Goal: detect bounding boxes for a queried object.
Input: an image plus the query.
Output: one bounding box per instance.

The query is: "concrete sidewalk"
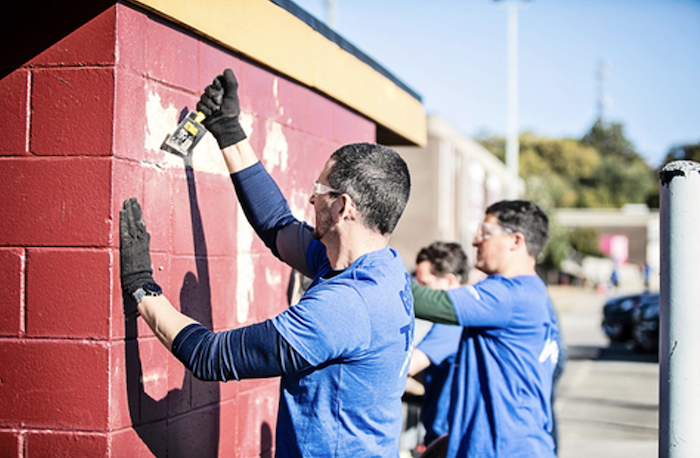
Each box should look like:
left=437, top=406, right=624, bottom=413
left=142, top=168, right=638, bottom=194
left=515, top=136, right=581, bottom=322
left=550, top=286, right=658, bottom=458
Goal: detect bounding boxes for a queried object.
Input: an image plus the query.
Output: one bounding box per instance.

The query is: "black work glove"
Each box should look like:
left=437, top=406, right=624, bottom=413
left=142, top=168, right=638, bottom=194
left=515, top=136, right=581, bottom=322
left=197, top=68, right=247, bottom=149
left=119, top=197, right=155, bottom=298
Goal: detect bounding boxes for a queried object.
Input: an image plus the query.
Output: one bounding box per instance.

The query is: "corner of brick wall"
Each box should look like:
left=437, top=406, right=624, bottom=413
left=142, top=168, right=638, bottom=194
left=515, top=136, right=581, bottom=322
left=0, top=2, right=376, bottom=457
left=0, top=4, right=117, bottom=455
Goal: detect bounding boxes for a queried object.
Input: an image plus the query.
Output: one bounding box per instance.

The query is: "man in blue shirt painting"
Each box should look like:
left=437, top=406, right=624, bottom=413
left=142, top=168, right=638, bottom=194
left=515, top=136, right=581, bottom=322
left=412, top=200, right=560, bottom=458
left=119, top=69, right=414, bottom=457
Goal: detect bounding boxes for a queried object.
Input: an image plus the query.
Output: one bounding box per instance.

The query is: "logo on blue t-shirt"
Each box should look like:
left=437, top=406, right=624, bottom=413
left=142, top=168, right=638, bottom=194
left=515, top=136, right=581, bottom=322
left=399, top=273, right=413, bottom=315
left=538, top=338, right=559, bottom=365
left=398, top=273, right=415, bottom=378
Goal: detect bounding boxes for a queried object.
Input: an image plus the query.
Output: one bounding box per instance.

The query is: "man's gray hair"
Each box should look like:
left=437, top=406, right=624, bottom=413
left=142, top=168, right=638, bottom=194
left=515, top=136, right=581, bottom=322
left=327, top=143, right=411, bottom=235
left=486, top=200, right=550, bottom=258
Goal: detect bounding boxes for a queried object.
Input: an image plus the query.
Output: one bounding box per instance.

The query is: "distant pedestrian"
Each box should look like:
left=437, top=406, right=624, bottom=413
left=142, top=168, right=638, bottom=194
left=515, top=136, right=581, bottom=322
left=611, top=269, right=620, bottom=289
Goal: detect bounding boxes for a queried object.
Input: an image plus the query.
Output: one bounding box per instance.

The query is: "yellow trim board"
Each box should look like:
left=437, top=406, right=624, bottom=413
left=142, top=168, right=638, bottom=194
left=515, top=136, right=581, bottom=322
left=127, top=0, right=426, bottom=146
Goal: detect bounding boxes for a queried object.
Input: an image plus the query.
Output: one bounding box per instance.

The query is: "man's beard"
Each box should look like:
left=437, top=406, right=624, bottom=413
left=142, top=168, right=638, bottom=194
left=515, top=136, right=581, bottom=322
left=312, top=211, right=333, bottom=241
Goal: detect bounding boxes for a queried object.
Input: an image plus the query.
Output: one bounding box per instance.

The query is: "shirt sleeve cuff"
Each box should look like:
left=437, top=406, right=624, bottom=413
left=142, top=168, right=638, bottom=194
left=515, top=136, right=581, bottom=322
left=171, top=323, right=210, bottom=364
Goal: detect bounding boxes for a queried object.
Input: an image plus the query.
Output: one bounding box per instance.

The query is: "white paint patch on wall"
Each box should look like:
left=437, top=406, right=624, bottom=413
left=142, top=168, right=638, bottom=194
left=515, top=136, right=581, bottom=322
left=289, top=188, right=312, bottom=224
left=160, top=132, right=229, bottom=176
left=272, top=78, right=285, bottom=118
left=265, top=267, right=281, bottom=286
left=144, top=91, right=241, bottom=176
left=261, top=78, right=289, bottom=172
left=262, top=120, right=288, bottom=173
left=272, top=76, right=294, bottom=126
left=236, top=203, right=255, bottom=323
left=145, top=91, right=178, bottom=154
left=240, top=112, right=254, bottom=138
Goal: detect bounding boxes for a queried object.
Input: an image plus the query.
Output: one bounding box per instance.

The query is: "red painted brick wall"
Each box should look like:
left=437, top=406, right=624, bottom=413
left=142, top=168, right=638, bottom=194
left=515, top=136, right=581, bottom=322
left=0, top=3, right=375, bottom=457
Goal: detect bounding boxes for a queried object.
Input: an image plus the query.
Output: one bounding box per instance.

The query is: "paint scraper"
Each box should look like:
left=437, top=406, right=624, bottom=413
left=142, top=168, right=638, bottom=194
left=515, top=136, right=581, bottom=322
left=161, top=111, right=207, bottom=156
left=162, top=83, right=224, bottom=155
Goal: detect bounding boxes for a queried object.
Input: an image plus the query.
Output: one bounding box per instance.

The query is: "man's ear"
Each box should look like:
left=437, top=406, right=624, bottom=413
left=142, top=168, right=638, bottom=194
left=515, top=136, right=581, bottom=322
left=444, top=273, right=461, bottom=289
left=337, top=194, right=357, bottom=221
left=511, top=232, right=527, bottom=252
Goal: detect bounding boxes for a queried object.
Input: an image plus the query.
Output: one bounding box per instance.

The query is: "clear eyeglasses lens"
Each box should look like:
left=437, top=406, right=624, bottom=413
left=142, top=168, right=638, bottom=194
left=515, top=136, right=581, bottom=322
left=312, top=181, right=340, bottom=197
left=477, top=222, right=513, bottom=240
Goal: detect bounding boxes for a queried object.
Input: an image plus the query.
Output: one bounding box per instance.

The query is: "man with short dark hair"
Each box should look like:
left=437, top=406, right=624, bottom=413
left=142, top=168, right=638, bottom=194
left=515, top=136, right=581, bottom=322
left=120, top=68, right=414, bottom=457
left=408, top=242, right=468, bottom=448
left=412, top=200, right=560, bottom=458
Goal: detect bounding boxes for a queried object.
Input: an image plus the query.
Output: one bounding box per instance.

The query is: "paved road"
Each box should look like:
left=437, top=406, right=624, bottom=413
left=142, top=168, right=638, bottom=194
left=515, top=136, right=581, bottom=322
left=550, top=286, right=658, bottom=458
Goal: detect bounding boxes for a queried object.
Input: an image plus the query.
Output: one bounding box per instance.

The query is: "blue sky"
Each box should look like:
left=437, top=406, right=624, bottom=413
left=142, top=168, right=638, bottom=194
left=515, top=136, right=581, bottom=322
left=292, top=0, right=700, bottom=167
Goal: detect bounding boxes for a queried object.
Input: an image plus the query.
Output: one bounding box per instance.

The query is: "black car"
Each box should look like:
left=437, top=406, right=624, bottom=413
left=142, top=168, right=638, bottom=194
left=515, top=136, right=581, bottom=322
left=602, top=293, right=645, bottom=343
left=631, top=293, right=660, bottom=353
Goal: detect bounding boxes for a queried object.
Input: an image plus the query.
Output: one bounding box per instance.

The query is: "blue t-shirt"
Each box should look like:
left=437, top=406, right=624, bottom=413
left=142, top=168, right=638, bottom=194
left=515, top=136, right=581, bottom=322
left=445, top=275, right=559, bottom=458
left=272, top=240, right=415, bottom=457
left=416, top=323, right=462, bottom=445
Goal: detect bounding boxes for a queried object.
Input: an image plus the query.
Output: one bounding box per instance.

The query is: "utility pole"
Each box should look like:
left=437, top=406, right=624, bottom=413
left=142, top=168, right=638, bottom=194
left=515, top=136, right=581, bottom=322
left=496, top=0, right=527, bottom=199
left=325, top=0, right=337, bottom=29
left=597, top=58, right=611, bottom=122
left=505, top=1, right=519, bottom=199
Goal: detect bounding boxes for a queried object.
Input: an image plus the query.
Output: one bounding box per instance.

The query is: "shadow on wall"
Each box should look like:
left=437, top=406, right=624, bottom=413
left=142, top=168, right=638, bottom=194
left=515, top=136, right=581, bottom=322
left=261, top=422, right=273, bottom=457
left=123, top=156, right=221, bottom=456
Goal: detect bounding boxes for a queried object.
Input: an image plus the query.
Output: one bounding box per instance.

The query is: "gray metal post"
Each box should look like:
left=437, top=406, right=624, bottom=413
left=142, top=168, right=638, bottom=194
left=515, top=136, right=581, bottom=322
left=505, top=1, right=519, bottom=199
left=659, top=160, right=700, bottom=457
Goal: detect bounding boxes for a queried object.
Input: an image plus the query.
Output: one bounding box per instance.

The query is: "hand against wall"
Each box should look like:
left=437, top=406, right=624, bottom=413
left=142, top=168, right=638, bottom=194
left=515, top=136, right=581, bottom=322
left=119, top=197, right=155, bottom=297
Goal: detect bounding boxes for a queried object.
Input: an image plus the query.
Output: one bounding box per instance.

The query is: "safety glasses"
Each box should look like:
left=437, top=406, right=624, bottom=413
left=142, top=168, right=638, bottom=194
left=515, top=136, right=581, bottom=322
left=312, top=181, right=341, bottom=197
left=475, top=222, right=514, bottom=240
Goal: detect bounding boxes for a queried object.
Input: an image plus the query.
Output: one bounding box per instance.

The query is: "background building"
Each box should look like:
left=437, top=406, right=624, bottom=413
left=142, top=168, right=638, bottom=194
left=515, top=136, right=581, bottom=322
left=555, top=205, right=660, bottom=291
left=393, top=115, right=519, bottom=273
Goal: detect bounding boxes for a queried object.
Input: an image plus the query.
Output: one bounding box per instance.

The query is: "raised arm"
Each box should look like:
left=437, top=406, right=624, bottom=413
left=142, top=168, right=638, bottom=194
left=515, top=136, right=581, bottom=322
left=197, top=69, right=314, bottom=275
left=411, top=283, right=459, bottom=325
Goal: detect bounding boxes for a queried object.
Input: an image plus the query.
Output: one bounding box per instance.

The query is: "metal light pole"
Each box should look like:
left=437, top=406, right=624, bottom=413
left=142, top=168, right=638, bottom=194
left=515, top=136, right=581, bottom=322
left=495, top=0, right=525, bottom=199
left=325, top=0, right=337, bottom=29
left=659, top=160, right=700, bottom=457
left=505, top=1, right=519, bottom=199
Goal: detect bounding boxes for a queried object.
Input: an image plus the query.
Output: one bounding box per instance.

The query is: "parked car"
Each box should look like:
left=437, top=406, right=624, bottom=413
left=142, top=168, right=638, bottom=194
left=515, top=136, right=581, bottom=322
left=631, top=293, right=660, bottom=353
left=602, top=293, right=645, bottom=343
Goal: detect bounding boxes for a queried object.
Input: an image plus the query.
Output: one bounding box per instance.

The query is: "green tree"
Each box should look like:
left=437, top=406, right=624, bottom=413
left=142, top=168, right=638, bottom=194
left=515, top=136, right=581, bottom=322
left=521, top=133, right=600, bottom=179
left=569, top=227, right=603, bottom=257
left=474, top=130, right=505, bottom=162
left=581, top=119, right=638, bottom=161
left=521, top=175, right=569, bottom=269
left=476, top=120, right=661, bottom=269
left=586, top=156, right=655, bottom=207
left=540, top=223, right=569, bottom=269
left=524, top=173, right=576, bottom=209
left=647, top=141, right=700, bottom=208
left=478, top=123, right=658, bottom=210
left=578, top=120, right=656, bottom=208
left=661, top=142, right=700, bottom=165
